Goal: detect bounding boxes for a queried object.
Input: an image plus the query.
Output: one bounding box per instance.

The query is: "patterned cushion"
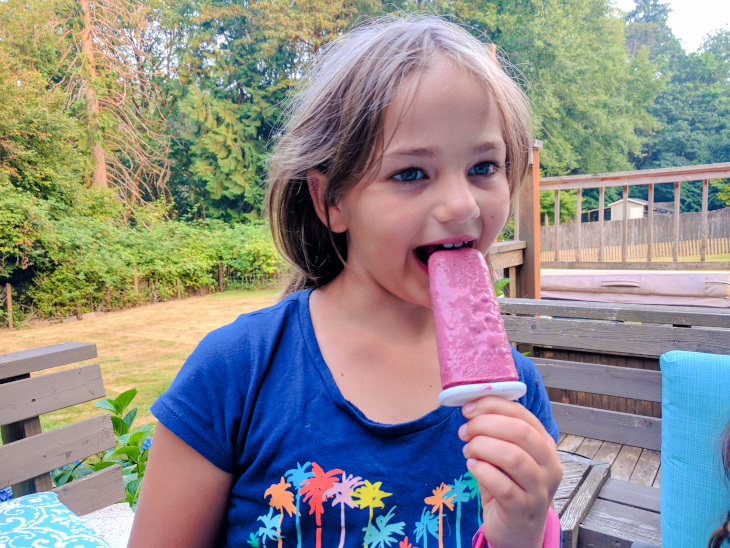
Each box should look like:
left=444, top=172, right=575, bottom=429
left=660, top=350, right=730, bottom=548
left=0, top=491, right=111, bottom=548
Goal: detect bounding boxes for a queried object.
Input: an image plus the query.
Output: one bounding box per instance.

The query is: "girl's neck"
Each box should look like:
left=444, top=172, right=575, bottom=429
left=309, top=274, right=443, bottom=424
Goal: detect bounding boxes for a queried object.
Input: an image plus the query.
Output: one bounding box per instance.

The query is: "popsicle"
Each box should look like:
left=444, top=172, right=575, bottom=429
left=428, top=247, right=526, bottom=407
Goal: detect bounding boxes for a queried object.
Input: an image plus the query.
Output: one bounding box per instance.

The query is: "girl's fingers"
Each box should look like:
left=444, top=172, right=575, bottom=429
left=459, top=412, right=556, bottom=467
left=462, top=396, right=555, bottom=446
left=463, top=434, right=547, bottom=495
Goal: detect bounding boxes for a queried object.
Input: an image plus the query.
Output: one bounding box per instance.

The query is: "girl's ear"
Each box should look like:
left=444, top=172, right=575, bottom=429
left=306, top=169, right=347, bottom=233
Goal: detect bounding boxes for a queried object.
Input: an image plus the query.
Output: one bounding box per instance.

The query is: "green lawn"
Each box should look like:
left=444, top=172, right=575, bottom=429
left=1, top=289, right=279, bottom=432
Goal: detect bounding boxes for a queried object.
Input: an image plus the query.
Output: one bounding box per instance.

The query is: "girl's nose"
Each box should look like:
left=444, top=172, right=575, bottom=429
left=433, top=176, right=480, bottom=225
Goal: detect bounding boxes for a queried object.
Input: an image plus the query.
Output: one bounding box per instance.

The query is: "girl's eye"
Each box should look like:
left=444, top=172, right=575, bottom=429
left=393, top=168, right=425, bottom=183
left=469, top=162, right=496, bottom=176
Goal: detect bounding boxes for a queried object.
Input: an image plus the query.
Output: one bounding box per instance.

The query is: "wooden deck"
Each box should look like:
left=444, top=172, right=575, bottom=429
left=557, top=433, right=661, bottom=489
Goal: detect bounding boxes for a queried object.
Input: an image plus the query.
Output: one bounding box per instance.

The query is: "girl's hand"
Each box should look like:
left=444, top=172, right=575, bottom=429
left=458, top=396, right=563, bottom=548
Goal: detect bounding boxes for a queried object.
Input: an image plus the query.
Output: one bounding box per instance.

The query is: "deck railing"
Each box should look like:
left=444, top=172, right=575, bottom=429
left=539, top=162, right=730, bottom=271
left=492, top=144, right=730, bottom=298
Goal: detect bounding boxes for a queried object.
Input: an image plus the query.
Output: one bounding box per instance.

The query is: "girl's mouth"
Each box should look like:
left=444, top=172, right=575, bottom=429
left=415, top=240, right=475, bottom=266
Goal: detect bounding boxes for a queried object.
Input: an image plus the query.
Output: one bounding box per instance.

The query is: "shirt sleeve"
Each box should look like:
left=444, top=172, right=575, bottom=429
left=512, top=347, right=560, bottom=443
left=150, top=320, right=253, bottom=473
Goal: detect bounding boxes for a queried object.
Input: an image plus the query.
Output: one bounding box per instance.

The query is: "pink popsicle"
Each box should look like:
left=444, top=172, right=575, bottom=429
left=428, top=247, right=518, bottom=390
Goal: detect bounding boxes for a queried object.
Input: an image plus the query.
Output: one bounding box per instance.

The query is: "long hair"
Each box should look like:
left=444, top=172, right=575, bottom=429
left=265, top=15, right=533, bottom=295
left=709, top=421, right=730, bottom=548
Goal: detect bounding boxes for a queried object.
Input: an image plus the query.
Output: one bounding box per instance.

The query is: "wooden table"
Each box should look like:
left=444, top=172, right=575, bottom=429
left=555, top=451, right=611, bottom=548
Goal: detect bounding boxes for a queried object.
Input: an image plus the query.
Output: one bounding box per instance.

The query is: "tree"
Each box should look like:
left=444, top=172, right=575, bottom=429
left=172, top=0, right=368, bottom=220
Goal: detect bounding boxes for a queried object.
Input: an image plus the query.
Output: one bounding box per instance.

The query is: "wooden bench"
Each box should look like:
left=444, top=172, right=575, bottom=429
left=500, top=298, right=730, bottom=548
left=0, top=342, right=126, bottom=515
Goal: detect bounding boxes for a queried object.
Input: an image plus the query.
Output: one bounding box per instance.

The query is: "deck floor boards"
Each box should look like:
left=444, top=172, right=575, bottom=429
left=556, top=433, right=661, bottom=487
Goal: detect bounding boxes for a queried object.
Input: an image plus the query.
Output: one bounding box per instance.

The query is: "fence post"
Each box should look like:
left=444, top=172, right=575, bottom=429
left=576, top=189, right=582, bottom=262
left=621, top=186, right=629, bottom=262
left=133, top=265, right=139, bottom=297
left=517, top=140, right=542, bottom=299
left=598, top=187, right=605, bottom=262
left=5, top=283, right=12, bottom=329
left=647, top=184, right=654, bottom=262
left=553, top=190, right=560, bottom=262
left=218, top=263, right=224, bottom=292
left=700, top=179, right=708, bottom=261
left=673, top=181, right=681, bottom=262
left=177, top=279, right=182, bottom=299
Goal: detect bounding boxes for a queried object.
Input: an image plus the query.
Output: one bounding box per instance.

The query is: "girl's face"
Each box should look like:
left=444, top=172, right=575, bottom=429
left=320, top=58, right=511, bottom=309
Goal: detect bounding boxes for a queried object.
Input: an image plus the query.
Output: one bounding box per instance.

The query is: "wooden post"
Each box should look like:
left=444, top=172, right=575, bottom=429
left=133, top=265, right=139, bottom=297
left=701, top=179, right=708, bottom=261
left=5, top=283, right=12, bottom=329
left=177, top=278, right=182, bottom=299
left=673, top=182, right=681, bottom=262
left=576, top=189, right=582, bottom=262
left=218, top=263, right=224, bottom=292
left=517, top=140, right=542, bottom=299
left=621, top=185, right=629, bottom=262
left=553, top=190, right=560, bottom=262
left=647, top=184, right=654, bottom=262
left=598, top=187, right=605, bottom=262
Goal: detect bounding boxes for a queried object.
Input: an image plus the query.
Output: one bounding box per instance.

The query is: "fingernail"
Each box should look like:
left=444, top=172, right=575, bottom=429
left=458, top=424, right=467, bottom=440
left=463, top=402, right=475, bottom=415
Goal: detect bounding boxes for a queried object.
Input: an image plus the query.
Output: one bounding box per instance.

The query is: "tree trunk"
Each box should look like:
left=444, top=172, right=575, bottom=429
left=79, top=0, right=108, bottom=188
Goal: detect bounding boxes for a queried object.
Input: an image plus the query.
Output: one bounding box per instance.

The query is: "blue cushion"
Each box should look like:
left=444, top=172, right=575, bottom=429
left=660, top=350, right=730, bottom=548
left=0, top=491, right=110, bottom=548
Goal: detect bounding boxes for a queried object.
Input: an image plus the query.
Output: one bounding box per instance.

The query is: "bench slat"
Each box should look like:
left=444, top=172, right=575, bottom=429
left=561, top=463, right=610, bottom=548
left=52, top=465, right=126, bottom=516
left=504, top=315, right=730, bottom=357
left=500, top=298, right=730, bottom=328
left=0, top=414, right=116, bottom=489
left=0, top=364, right=106, bottom=425
left=580, top=499, right=661, bottom=547
left=598, top=478, right=661, bottom=513
left=0, top=342, right=97, bottom=380
left=533, top=358, right=662, bottom=402
left=552, top=403, right=661, bottom=451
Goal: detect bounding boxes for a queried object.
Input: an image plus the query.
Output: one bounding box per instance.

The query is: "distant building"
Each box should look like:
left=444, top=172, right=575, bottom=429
left=581, top=198, right=674, bottom=222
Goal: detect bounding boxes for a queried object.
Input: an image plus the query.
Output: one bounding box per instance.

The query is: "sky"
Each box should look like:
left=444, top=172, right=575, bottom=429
left=613, top=0, right=730, bottom=52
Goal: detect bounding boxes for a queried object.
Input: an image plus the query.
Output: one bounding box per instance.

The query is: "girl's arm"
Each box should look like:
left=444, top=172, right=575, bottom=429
left=458, top=396, right=563, bottom=548
left=127, top=423, right=233, bottom=548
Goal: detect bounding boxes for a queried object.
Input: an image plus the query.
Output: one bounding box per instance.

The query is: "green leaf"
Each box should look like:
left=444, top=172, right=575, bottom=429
left=94, top=399, right=117, bottom=414
left=122, top=408, right=137, bottom=429
left=111, top=446, right=140, bottom=461
left=112, top=389, right=137, bottom=415
left=54, top=470, right=74, bottom=487
left=75, top=467, right=94, bottom=479
left=93, top=461, right=118, bottom=472
left=111, top=415, right=130, bottom=437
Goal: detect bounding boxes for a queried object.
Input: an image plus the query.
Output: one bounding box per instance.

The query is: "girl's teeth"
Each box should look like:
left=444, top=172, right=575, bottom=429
left=454, top=242, right=463, bottom=248
left=441, top=242, right=465, bottom=249
left=443, top=243, right=454, bottom=248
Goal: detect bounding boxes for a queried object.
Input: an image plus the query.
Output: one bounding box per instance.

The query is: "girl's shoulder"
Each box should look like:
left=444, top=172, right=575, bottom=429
left=195, top=289, right=312, bottom=359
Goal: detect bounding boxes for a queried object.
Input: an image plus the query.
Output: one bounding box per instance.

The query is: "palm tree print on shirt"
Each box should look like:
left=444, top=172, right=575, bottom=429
left=351, top=480, right=393, bottom=548
left=424, top=483, right=456, bottom=548
left=447, top=476, right=470, bottom=548
left=363, top=506, right=406, bottom=548
left=258, top=508, right=283, bottom=547
left=265, top=477, right=297, bottom=548
left=284, top=462, right=314, bottom=548
left=324, top=472, right=365, bottom=548
left=246, top=461, right=482, bottom=547
left=414, top=507, right=439, bottom=548
left=300, top=463, right=344, bottom=548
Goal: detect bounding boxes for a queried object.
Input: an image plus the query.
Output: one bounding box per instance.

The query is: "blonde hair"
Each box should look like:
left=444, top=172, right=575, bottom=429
left=266, top=14, right=532, bottom=295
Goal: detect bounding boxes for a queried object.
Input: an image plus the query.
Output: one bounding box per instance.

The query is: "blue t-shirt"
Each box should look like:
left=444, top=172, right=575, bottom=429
left=151, top=289, right=559, bottom=547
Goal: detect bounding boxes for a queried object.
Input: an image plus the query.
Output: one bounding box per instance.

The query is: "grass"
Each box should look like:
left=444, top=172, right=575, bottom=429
left=1, top=288, right=279, bottom=432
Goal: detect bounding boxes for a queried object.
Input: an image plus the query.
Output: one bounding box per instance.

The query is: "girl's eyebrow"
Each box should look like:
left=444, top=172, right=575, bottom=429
left=384, top=140, right=506, bottom=160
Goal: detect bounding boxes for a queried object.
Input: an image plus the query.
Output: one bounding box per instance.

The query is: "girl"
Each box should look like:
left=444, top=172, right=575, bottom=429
left=129, top=15, right=563, bottom=548
left=709, top=421, right=730, bottom=548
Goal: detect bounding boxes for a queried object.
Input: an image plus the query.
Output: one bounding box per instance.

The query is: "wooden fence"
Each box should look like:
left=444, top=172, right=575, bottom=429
left=537, top=163, right=730, bottom=271
left=542, top=208, right=730, bottom=264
